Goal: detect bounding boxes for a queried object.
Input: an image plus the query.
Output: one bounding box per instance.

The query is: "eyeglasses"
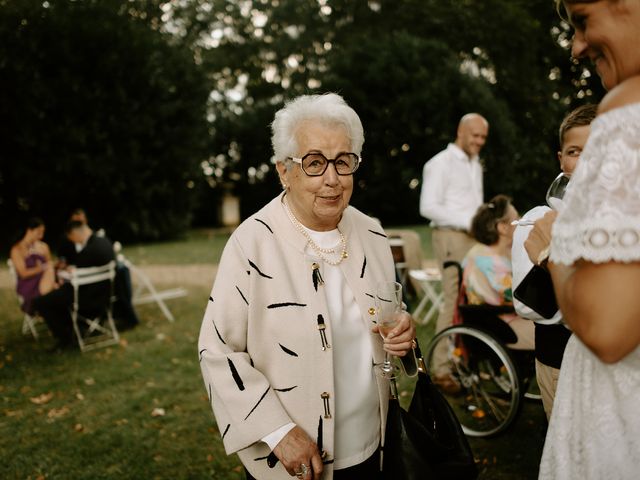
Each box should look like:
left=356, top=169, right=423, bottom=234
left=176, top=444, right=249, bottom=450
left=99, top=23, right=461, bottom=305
left=288, top=152, right=361, bottom=176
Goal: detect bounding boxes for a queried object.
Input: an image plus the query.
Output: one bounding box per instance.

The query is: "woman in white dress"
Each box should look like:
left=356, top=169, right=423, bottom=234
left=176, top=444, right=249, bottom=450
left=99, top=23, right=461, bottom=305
left=525, top=1, right=640, bottom=479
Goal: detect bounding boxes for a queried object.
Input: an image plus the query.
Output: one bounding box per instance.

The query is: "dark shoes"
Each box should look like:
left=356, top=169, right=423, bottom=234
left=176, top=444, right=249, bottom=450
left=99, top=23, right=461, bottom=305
left=47, top=337, right=75, bottom=353
left=115, top=320, right=138, bottom=332
left=433, top=373, right=462, bottom=395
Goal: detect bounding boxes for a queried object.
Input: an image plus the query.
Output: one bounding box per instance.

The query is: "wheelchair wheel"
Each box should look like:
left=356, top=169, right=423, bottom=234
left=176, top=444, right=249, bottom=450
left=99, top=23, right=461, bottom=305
left=426, top=325, right=522, bottom=437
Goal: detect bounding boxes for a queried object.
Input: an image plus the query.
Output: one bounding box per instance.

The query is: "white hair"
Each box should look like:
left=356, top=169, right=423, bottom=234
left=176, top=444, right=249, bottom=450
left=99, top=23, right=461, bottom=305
left=271, top=93, right=364, bottom=167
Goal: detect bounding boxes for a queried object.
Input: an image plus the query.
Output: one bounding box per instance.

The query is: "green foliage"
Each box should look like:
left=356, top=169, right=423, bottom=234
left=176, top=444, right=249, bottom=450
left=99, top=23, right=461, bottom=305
left=0, top=0, right=209, bottom=249
left=0, top=0, right=609, bottom=244
left=176, top=0, right=605, bottom=223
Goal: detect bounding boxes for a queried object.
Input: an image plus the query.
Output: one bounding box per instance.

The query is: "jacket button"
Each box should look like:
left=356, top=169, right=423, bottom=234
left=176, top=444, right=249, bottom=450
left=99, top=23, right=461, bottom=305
left=368, top=307, right=376, bottom=316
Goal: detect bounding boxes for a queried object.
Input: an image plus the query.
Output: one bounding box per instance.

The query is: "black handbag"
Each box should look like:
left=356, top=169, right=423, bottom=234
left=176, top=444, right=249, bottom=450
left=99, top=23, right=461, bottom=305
left=382, top=341, right=478, bottom=480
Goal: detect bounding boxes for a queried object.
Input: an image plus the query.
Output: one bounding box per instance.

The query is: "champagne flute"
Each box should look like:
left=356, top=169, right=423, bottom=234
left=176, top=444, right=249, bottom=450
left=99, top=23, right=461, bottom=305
left=511, top=172, right=572, bottom=227
left=374, top=281, right=403, bottom=379
left=545, top=172, right=571, bottom=211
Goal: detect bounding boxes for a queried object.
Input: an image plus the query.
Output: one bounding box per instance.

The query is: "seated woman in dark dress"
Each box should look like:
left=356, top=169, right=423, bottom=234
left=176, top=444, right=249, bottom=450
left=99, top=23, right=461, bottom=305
left=9, top=217, right=58, bottom=314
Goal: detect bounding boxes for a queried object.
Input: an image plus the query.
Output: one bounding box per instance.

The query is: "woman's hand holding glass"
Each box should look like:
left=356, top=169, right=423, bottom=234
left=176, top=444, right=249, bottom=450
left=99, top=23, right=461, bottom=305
left=371, top=281, right=416, bottom=379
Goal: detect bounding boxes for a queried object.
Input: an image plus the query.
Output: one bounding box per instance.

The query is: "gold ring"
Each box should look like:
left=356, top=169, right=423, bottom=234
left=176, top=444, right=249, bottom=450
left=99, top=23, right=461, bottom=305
left=294, top=463, right=308, bottom=477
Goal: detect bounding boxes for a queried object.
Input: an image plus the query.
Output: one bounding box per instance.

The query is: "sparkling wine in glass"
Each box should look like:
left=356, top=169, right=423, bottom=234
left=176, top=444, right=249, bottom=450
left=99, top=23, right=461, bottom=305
left=374, top=281, right=403, bottom=379
left=545, top=172, right=571, bottom=211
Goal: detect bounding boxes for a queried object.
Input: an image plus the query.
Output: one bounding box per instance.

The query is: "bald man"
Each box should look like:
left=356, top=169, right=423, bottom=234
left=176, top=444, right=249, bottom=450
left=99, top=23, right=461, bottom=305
left=419, top=113, right=488, bottom=391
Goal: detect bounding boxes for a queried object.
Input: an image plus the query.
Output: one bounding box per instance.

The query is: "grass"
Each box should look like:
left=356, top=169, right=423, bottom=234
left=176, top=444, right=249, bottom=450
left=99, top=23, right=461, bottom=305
left=118, top=229, right=232, bottom=266
left=0, top=285, right=245, bottom=480
left=111, top=225, right=432, bottom=267
left=0, top=226, right=545, bottom=479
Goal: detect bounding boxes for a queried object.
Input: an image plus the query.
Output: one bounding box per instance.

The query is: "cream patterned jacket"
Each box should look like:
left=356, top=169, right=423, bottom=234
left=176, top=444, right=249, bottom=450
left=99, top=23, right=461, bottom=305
left=199, top=192, right=395, bottom=479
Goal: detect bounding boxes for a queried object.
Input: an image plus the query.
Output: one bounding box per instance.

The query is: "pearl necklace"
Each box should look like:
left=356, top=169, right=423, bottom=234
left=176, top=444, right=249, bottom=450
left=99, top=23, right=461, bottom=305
left=283, top=200, right=349, bottom=266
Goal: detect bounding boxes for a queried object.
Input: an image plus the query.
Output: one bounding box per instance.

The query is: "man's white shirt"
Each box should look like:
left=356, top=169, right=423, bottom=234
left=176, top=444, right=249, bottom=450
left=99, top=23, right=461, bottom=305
left=419, top=143, right=483, bottom=230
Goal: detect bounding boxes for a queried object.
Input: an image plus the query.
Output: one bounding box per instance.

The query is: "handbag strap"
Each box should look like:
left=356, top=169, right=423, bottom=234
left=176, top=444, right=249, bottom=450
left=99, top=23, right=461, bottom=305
left=412, top=338, right=428, bottom=375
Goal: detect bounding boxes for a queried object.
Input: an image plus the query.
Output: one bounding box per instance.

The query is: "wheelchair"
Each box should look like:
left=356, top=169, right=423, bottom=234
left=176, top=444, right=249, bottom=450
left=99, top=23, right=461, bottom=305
left=425, top=262, right=540, bottom=438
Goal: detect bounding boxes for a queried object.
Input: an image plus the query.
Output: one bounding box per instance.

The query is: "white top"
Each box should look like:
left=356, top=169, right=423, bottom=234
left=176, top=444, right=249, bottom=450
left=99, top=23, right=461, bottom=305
left=419, top=143, right=483, bottom=230
left=511, top=205, right=563, bottom=325
left=539, top=103, right=640, bottom=479
left=262, top=227, right=380, bottom=470
left=306, top=228, right=380, bottom=469
left=550, top=104, right=640, bottom=265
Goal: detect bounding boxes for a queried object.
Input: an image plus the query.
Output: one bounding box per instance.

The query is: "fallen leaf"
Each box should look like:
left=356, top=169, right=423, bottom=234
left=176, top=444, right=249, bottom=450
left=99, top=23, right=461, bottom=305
left=206, top=454, right=214, bottom=462
left=74, top=423, right=84, bottom=432
left=47, top=406, right=70, bottom=419
left=156, top=333, right=166, bottom=341
left=76, top=393, right=85, bottom=401
left=119, top=338, right=129, bottom=347
left=4, top=409, right=23, bottom=417
left=84, top=378, right=95, bottom=386
left=30, top=392, right=54, bottom=405
left=115, top=418, right=129, bottom=426
left=151, top=408, right=165, bottom=417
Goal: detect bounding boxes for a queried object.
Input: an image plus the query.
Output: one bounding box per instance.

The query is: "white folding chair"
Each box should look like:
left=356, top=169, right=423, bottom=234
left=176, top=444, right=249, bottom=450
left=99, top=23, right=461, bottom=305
left=70, top=261, right=120, bottom=352
left=388, top=236, right=409, bottom=288
left=409, top=268, right=444, bottom=326
left=6, top=259, right=48, bottom=340
left=113, top=242, right=186, bottom=323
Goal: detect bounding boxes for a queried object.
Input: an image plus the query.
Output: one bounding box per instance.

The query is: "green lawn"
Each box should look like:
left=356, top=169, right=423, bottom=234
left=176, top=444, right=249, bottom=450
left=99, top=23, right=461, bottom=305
left=0, top=286, right=245, bottom=480
left=118, top=229, right=232, bottom=266
left=116, top=225, right=432, bottom=267
left=0, top=227, right=545, bottom=479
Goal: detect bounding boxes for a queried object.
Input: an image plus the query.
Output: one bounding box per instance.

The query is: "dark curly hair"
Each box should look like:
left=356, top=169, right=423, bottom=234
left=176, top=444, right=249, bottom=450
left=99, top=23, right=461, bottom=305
left=470, top=195, right=513, bottom=245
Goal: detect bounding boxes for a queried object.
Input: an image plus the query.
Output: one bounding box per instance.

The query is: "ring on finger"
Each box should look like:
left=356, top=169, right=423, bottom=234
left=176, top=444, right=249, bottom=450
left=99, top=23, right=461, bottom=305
left=295, top=463, right=308, bottom=478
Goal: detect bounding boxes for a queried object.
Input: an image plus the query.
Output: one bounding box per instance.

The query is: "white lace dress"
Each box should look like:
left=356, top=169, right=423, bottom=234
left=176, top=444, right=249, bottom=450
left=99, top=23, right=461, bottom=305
left=539, top=103, right=640, bottom=479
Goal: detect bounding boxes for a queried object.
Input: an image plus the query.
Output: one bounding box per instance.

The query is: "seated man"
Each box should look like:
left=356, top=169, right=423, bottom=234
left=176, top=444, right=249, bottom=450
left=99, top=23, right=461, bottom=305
left=57, top=208, right=139, bottom=330
left=462, top=195, right=534, bottom=351
left=34, top=220, right=115, bottom=348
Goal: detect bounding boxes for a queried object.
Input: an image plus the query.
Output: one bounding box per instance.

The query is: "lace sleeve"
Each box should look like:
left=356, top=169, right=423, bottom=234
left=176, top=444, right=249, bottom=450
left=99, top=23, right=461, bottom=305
left=551, top=103, right=640, bottom=265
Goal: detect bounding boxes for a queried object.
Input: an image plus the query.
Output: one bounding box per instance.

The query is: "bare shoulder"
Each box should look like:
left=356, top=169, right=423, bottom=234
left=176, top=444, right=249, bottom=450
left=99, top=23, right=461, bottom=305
left=598, top=76, right=640, bottom=114
left=39, top=241, right=51, bottom=255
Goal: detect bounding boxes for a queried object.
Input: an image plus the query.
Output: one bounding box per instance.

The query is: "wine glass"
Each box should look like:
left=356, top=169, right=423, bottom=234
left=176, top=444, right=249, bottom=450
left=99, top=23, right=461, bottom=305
left=545, top=172, right=571, bottom=211
left=374, top=281, right=403, bottom=379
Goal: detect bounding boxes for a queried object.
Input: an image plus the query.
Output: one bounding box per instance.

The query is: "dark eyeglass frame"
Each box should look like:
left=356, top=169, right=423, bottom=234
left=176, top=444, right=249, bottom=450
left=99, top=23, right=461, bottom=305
left=287, top=151, right=362, bottom=177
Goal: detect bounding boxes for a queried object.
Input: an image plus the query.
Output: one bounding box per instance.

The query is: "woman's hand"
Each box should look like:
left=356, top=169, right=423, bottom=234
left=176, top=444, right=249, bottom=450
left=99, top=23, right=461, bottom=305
left=372, top=311, right=416, bottom=357
left=524, top=210, right=558, bottom=264
left=273, top=426, right=323, bottom=479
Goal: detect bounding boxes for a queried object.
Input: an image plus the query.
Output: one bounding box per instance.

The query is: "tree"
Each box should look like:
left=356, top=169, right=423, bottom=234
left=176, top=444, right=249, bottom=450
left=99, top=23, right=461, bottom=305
left=0, top=0, right=209, bottom=250
left=164, top=0, right=605, bottom=225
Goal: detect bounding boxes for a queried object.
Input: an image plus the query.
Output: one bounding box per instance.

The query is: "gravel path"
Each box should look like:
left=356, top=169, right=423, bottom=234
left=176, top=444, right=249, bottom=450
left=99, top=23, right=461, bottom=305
left=0, top=264, right=218, bottom=290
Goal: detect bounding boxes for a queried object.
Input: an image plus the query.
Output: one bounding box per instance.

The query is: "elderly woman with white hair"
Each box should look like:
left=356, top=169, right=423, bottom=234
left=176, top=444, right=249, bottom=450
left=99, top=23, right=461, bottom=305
left=199, top=93, right=416, bottom=480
